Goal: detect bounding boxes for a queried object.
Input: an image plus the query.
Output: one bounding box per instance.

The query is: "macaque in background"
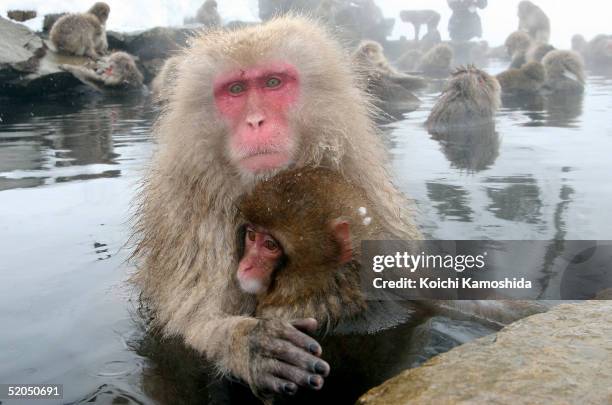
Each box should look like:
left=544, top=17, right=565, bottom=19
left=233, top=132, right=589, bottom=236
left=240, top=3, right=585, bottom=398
left=60, top=52, right=144, bottom=91
left=504, top=31, right=532, bottom=69
left=399, top=10, right=441, bottom=42
left=151, top=55, right=182, bottom=103
left=417, top=44, right=454, bottom=77
left=352, top=41, right=425, bottom=115
left=132, top=16, right=420, bottom=401
left=426, top=65, right=501, bottom=134
left=517, top=1, right=550, bottom=43
left=395, top=49, right=424, bottom=72
left=352, top=41, right=426, bottom=91
left=50, top=2, right=109, bottom=59
left=419, top=13, right=442, bottom=51
left=571, top=34, right=612, bottom=71
left=195, top=0, right=222, bottom=27
left=496, top=61, right=545, bottom=95
left=542, top=50, right=586, bottom=94
left=526, top=42, right=555, bottom=63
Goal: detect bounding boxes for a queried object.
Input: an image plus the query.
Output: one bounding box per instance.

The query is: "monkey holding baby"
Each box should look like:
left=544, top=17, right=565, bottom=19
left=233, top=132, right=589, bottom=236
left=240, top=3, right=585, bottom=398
left=131, top=17, right=545, bottom=405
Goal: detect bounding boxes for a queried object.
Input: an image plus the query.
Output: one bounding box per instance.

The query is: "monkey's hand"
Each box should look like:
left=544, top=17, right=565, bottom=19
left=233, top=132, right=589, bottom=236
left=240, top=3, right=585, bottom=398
left=246, top=318, right=330, bottom=400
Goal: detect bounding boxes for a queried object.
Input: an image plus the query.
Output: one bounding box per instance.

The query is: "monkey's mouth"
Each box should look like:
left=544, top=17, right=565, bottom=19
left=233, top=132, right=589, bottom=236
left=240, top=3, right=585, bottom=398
left=240, top=152, right=291, bottom=173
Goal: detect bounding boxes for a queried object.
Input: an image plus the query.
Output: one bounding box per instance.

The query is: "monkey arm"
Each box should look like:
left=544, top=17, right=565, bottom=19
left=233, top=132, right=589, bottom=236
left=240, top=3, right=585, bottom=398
left=59, top=64, right=106, bottom=91
left=182, top=311, right=330, bottom=400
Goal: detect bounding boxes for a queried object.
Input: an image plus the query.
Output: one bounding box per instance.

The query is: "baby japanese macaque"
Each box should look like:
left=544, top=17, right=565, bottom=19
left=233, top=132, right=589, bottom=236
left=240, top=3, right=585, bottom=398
left=50, top=2, right=110, bottom=58
left=60, top=51, right=144, bottom=91
left=236, top=167, right=382, bottom=323
left=426, top=65, right=501, bottom=134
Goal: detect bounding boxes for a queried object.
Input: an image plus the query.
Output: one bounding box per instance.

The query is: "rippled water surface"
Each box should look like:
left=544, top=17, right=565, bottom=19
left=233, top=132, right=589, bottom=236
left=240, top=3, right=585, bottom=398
left=1, top=61, right=611, bottom=403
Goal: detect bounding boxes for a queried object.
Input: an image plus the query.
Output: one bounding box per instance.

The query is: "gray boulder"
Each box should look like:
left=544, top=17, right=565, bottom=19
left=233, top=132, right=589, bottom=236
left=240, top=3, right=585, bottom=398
left=358, top=301, right=612, bottom=405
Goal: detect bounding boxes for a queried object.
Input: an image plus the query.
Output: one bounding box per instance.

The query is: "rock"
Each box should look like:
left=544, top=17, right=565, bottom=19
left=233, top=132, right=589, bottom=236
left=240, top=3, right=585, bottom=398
left=0, top=16, right=88, bottom=97
left=0, top=16, right=45, bottom=81
left=7, top=10, right=37, bottom=22
left=42, top=13, right=66, bottom=34
left=358, top=301, right=612, bottom=405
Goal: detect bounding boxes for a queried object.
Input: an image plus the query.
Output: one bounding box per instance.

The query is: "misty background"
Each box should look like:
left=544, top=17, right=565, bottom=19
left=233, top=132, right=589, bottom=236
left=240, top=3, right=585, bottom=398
left=1, top=0, right=610, bottom=48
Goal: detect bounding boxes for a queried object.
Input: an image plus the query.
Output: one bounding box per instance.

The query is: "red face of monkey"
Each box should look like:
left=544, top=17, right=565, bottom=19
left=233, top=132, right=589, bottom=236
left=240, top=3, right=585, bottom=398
left=214, top=62, right=300, bottom=175
left=237, top=225, right=283, bottom=295
left=236, top=219, right=354, bottom=296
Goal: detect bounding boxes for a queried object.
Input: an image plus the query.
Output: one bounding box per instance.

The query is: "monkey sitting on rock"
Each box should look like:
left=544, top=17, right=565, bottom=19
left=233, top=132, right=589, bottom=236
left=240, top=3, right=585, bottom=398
left=60, top=51, right=144, bottom=92
left=50, top=2, right=110, bottom=59
left=427, top=65, right=501, bottom=134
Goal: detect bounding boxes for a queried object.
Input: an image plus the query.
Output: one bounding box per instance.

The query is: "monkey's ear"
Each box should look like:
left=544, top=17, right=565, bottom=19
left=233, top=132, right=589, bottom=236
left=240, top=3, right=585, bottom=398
left=330, top=218, right=352, bottom=265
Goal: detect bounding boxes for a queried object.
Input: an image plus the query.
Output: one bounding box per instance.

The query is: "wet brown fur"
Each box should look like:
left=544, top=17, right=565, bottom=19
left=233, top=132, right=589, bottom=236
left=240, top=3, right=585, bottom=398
left=238, top=167, right=383, bottom=329
left=496, top=61, right=545, bottom=94
left=542, top=50, right=586, bottom=93
left=426, top=65, right=501, bottom=133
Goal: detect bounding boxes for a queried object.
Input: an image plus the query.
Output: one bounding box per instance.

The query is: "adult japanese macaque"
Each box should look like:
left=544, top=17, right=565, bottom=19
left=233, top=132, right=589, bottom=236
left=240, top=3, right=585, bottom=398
left=517, top=1, right=550, bottom=43
left=572, top=34, right=612, bottom=71
left=496, top=61, right=545, bottom=95
left=399, top=10, right=441, bottom=42
left=426, top=65, right=501, bottom=134
left=352, top=41, right=425, bottom=115
left=59, top=51, right=144, bottom=91
left=50, top=2, right=110, bottom=58
left=417, top=43, right=454, bottom=77
left=132, top=16, right=419, bottom=401
left=542, top=50, right=586, bottom=94
left=188, top=0, right=222, bottom=27
left=352, top=40, right=426, bottom=91
left=504, top=31, right=532, bottom=69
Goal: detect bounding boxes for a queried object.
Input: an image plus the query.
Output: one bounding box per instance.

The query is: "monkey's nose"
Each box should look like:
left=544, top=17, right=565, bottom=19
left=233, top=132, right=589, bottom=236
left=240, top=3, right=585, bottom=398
left=246, top=114, right=265, bottom=129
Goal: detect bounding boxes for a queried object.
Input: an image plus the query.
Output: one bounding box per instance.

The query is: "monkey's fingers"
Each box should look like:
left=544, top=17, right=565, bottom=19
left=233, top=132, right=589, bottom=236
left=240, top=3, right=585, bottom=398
left=283, top=322, right=322, bottom=357
left=271, top=360, right=324, bottom=391
left=291, top=318, right=318, bottom=335
left=266, top=338, right=330, bottom=378
left=254, top=367, right=298, bottom=397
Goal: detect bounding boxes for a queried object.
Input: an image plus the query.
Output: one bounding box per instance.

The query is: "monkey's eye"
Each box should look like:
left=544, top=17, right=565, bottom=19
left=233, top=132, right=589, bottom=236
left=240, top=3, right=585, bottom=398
left=265, top=77, right=282, bottom=88
left=246, top=228, right=256, bottom=242
left=228, top=83, right=246, bottom=95
left=263, top=238, right=279, bottom=251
